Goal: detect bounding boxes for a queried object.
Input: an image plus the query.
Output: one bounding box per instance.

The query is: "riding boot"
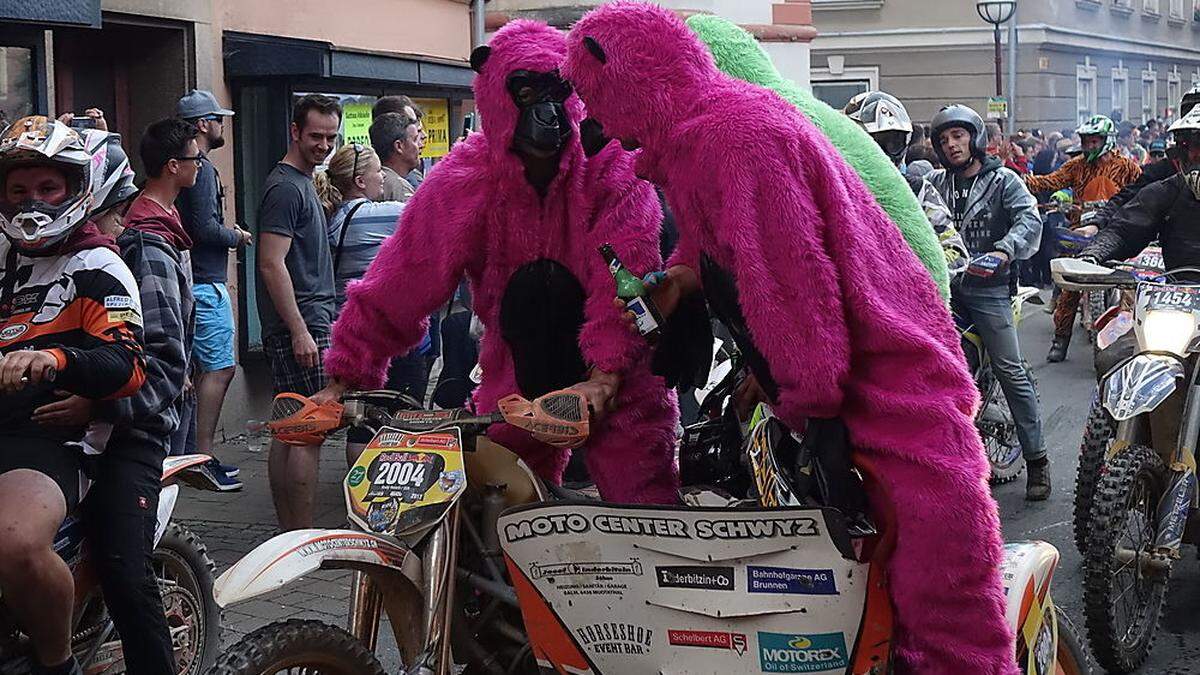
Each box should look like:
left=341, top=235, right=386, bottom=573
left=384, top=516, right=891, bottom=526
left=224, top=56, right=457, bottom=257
left=1025, top=457, right=1052, bottom=501
left=1047, top=335, right=1069, bottom=363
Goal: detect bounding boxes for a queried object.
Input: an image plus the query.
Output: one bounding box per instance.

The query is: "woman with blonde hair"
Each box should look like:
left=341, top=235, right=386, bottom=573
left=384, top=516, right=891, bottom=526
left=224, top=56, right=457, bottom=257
left=319, top=142, right=435, bottom=459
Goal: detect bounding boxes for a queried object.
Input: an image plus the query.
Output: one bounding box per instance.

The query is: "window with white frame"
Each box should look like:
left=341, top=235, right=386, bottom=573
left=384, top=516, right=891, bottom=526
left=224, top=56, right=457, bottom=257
left=1143, top=68, right=1159, bottom=122
left=1078, top=63, right=1099, bottom=123
left=1194, top=0, right=1200, bottom=20
left=1171, top=0, right=1185, bottom=18
left=1113, top=0, right=1135, bottom=8
left=810, top=65, right=879, bottom=110
left=1168, top=69, right=1183, bottom=118
left=1145, top=0, right=1161, bottom=14
left=1112, top=66, right=1130, bottom=121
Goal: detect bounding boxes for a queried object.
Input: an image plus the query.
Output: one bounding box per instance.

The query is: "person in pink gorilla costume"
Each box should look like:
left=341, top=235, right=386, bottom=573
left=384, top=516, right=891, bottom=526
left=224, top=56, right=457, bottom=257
left=562, top=3, right=1016, bottom=673
left=317, top=19, right=679, bottom=504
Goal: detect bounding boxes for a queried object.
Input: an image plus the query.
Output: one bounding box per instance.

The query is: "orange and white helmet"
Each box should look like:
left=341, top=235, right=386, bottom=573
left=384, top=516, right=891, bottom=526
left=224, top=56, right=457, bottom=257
left=0, top=116, right=94, bottom=251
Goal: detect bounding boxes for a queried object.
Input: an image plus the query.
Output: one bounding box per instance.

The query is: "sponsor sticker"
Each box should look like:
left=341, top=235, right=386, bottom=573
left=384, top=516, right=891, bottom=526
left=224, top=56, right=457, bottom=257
left=747, top=566, right=838, bottom=595
left=574, top=622, right=653, bottom=656
left=107, top=309, right=142, bottom=326
left=104, top=295, right=134, bottom=310
left=347, top=465, right=366, bottom=487
left=501, top=512, right=819, bottom=542
left=0, top=323, right=28, bottom=341
left=757, top=632, right=848, bottom=673
left=667, top=629, right=747, bottom=655
left=530, top=559, right=643, bottom=580
left=655, top=565, right=735, bottom=591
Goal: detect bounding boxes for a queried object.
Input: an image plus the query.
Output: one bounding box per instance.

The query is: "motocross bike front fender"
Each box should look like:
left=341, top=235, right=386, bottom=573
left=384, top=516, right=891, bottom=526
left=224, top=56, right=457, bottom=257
left=1000, top=541, right=1064, bottom=675
left=213, top=529, right=418, bottom=607
left=1102, top=354, right=1185, bottom=421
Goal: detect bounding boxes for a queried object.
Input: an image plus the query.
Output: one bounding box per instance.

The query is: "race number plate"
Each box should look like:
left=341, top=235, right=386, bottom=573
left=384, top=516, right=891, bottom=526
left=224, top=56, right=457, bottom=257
left=1140, top=285, right=1200, bottom=312
left=344, top=428, right=467, bottom=534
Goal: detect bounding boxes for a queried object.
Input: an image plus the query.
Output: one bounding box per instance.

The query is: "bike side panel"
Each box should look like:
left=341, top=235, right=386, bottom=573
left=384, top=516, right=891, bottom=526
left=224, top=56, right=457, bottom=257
left=213, top=529, right=415, bottom=607
left=499, top=502, right=886, bottom=675
left=999, top=541, right=1061, bottom=674
left=1102, top=354, right=1184, bottom=420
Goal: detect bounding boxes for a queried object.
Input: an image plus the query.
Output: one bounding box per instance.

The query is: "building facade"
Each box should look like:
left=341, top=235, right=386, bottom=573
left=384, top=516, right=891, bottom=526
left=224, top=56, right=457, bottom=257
left=487, top=0, right=816, bottom=87
left=810, top=0, right=1200, bottom=133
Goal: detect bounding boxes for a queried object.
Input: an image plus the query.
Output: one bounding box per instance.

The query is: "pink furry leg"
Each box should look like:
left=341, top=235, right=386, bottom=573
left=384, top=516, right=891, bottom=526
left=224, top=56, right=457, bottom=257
left=584, top=366, right=680, bottom=504
left=487, top=423, right=571, bottom=485
left=857, top=437, right=1018, bottom=675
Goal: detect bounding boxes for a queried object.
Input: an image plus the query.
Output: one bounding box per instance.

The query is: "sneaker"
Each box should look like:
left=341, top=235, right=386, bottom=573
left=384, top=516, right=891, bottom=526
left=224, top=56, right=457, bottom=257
left=1025, top=459, right=1052, bottom=501
left=31, top=656, right=82, bottom=675
left=199, top=458, right=243, bottom=491
left=215, top=459, right=240, bottom=477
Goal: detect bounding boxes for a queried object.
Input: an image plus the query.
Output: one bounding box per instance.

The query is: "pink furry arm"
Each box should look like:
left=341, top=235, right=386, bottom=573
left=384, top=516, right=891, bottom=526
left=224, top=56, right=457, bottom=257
left=578, top=154, right=664, bottom=375
left=325, top=142, right=487, bottom=390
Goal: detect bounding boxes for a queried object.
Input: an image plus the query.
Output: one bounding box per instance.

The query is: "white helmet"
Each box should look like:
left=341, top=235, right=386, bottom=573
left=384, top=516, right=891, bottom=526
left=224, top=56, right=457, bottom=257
left=845, top=91, right=914, bottom=166
left=0, top=116, right=94, bottom=251
left=1169, top=105, right=1200, bottom=135
left=82, top=129, right=138, bottom=216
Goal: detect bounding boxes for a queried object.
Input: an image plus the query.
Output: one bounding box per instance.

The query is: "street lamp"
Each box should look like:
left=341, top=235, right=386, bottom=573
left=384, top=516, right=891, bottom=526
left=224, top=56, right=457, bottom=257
left=977, top=0, right=1016, bottom=97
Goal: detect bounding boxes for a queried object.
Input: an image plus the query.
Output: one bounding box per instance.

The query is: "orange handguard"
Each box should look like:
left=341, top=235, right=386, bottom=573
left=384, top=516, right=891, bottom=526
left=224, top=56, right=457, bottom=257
left=267, top=392, right=345, bottom=446
left=498, top=389, right=590, bottom=449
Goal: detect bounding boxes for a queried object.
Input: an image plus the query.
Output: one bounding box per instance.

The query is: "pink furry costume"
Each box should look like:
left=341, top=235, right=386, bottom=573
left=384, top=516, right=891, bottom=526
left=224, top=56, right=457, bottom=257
left=324, top=19, right=679, bottom=504
left=562, top=3, right=1016, bottom=672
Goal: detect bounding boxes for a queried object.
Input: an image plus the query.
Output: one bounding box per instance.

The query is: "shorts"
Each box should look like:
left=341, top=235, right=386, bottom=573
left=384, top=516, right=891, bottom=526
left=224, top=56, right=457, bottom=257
left=193, top=283, right=236, bottom=372
left=0, top=435, right=84, bottom=509
left=264, top=330, right=330, bottom=397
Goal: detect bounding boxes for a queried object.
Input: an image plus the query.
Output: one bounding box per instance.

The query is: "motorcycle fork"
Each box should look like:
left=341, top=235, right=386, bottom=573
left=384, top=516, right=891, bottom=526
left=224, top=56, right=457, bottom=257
left=348, top=571, right=383, bottom=652
left=1153, top=359, right=1200, bottom=555
left=421, top=503, right=462, bottom=675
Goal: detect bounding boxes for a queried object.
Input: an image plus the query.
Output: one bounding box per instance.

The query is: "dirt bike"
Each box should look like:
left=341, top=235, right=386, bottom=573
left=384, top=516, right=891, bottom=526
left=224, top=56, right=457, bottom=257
left=504, top=351, right=1092, bottom=674
left=0, top=454, right=221, bottom=675
left=1070, top=245, right=1163, bottom=554
left=1054, top=257, right=1200, bottom=673
left=208, top=388, right=593, bottom=675
left=953, top=279, right=1041, bottom=484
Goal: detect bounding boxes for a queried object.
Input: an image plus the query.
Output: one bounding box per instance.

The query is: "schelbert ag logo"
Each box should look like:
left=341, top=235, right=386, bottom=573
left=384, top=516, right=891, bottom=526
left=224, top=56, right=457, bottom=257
left=0, top=324, right=28, bottom=341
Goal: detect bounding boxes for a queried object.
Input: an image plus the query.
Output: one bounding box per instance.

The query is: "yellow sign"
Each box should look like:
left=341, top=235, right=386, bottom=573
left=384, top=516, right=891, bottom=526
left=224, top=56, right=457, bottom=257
left=987, top=96, right=1009, bottom=120
left=413, top=98, right=450, bottom=158
left=342, top=102, right=373, bottom=146
left=345, top=429, right=467, bottom=534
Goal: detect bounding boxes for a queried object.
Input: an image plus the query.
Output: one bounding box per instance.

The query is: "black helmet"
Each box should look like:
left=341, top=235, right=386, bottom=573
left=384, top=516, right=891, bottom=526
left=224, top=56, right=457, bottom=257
left=931, top=104, right=987, bottom=167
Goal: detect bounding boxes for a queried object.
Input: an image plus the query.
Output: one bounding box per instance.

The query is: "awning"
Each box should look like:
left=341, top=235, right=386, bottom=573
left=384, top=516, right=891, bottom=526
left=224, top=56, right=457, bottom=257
left=224, top=33, right=473, bottom=89
left=0, top=0, right=101, bottom=27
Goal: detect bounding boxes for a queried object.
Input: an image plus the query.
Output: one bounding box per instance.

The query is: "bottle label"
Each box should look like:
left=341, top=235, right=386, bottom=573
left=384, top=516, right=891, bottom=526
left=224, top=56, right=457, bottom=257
left=626, top=296, right=659, bottom=335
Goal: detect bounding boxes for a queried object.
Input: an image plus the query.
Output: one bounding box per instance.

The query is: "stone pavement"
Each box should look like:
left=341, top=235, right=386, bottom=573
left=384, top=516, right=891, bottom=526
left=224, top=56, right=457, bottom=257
left=173, top=434, right=406, bottom=668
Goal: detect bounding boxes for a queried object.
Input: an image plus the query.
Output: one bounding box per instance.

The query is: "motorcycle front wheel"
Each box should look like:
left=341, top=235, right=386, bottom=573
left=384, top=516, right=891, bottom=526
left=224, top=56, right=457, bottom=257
left=155, top=523, right=221, bottom=675
left=207, top=619, right=386, bottom=675
left=979, top=373, right=1025, bottom=485
left=1082, top=444, right=1169, bottom=673
left=1071, top=398, right=1117, bottom=554
left=1054, top=610, right=1094, bottom=674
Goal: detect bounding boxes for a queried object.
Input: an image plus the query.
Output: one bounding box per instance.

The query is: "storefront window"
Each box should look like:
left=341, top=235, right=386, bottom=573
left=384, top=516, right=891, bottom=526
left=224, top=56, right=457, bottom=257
left=0, top=46, right=34, bottom=124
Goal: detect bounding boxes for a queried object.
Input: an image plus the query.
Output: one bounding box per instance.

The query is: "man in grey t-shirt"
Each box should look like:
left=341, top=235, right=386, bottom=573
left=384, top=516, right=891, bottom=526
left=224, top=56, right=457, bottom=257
left=256, top=94, right=340, bottom=531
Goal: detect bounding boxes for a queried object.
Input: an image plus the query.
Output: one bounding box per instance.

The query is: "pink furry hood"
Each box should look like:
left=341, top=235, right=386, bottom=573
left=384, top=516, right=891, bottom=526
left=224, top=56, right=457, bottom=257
left=475, top=20, right=586, bottom=176
left=562, top=1, right=717, bottom=149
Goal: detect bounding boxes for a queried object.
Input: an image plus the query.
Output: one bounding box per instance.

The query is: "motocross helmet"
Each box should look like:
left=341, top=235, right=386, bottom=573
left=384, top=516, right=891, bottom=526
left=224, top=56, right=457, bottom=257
left=83, top=130, right=138, bottom=217
left=1169, top=106, right=1200, bottom=156
left=0, top=116, right=94, bottom=252
left=931, top=104, right=987, bottom=167
left=1182, top=83, right=1200, bottom=117
left=1075, top=114, right=1116, bottom=163
left=845, top=91, right=913, bottom=166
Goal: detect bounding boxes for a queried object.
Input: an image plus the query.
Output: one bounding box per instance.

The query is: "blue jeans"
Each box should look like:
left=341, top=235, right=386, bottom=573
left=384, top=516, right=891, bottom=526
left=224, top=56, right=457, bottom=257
left=954, top=284, right=1046, bottom=461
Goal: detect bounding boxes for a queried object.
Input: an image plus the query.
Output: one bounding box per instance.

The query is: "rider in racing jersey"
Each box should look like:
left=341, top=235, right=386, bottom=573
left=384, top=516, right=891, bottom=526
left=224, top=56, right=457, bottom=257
left=844, top=91, right=968, bottom=274
left=0, top=116, right=145, bottom=675
left=1025, top=114, right=1142, bottom=362
left=1083, top=107, right=1200, bottom=375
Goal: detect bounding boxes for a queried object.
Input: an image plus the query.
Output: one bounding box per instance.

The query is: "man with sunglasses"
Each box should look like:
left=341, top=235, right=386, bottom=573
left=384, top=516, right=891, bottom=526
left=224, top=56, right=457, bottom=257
left=176, top=89, right=248, bottom=490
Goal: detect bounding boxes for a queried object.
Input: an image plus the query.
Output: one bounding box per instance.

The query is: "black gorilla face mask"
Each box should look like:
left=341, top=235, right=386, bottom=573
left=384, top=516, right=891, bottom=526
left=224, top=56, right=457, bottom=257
left=508, top=70, right=573, bottom=159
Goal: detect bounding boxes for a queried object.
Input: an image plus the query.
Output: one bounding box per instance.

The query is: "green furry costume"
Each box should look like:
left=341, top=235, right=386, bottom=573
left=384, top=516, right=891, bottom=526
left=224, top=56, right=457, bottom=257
left=687, top=14, right=950, bottom=301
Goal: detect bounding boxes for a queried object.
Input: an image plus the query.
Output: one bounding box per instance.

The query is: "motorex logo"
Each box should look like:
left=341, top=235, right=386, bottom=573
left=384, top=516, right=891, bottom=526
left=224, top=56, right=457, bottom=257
left=757, top=632, right=848, bottom=673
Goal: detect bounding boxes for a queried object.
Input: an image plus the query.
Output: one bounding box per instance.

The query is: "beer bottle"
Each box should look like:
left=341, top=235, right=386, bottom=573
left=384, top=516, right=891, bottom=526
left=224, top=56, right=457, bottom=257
left=599, top=243, right=663, bottom=339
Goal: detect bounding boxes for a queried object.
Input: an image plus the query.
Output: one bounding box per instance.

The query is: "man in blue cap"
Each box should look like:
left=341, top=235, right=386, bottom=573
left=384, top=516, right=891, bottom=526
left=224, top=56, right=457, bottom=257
left=175, top=89, right=250, bottom=489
